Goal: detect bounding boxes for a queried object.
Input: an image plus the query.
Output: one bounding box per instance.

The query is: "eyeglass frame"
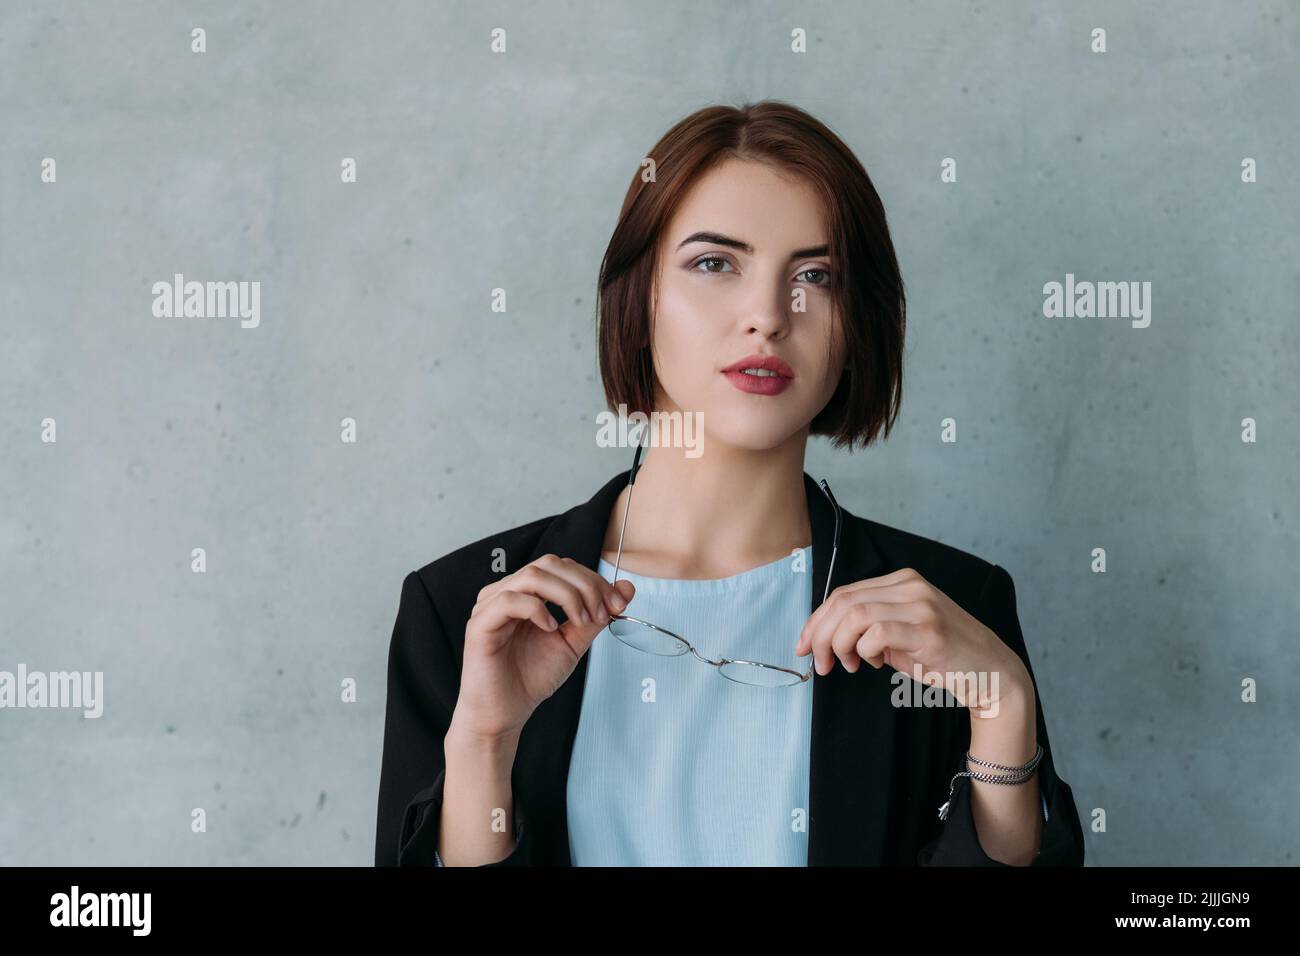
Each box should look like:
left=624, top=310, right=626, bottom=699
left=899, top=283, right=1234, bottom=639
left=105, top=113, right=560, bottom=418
left=602, top=435, right=842, bottom=686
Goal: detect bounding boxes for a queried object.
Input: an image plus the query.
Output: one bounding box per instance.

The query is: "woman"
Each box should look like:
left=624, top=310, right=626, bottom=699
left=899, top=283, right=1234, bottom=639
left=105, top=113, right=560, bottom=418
left=375, top=101, right=1085, bottom=867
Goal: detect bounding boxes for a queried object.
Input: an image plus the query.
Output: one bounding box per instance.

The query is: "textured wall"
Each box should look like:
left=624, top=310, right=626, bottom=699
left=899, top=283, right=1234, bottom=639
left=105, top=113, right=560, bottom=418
left=1, top=0, right=1296, bottom=865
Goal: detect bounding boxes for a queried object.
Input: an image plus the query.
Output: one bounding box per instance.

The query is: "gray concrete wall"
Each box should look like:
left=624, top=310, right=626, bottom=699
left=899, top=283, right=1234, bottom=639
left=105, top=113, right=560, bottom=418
left=1, top=0, right=1296, bottom=865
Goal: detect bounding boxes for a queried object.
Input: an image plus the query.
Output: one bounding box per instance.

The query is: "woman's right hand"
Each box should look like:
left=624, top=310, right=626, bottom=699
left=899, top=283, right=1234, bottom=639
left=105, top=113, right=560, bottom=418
left=452, top=555, right=636, bottom=742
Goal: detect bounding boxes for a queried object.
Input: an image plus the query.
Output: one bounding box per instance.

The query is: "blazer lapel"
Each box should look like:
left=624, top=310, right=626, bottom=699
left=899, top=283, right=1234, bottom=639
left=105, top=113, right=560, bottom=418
left=519, top=467, right=894, bottom=865
left=803, top=473, right=896, bottom=865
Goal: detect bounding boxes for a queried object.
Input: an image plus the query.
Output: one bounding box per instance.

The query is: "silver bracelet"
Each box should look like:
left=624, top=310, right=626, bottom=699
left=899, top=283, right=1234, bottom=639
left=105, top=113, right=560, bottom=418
left=937, top=744, right=1043, bottom=821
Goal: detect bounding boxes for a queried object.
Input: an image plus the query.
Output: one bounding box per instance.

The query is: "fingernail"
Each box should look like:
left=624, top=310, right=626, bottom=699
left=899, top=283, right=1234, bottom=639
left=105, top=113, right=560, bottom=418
left=609, top=595, right=626, bottom=612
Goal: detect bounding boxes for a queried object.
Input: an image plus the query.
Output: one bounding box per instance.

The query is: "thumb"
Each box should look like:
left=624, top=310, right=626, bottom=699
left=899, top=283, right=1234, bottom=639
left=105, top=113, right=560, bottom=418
left=612, top=578, right=636, bottom=607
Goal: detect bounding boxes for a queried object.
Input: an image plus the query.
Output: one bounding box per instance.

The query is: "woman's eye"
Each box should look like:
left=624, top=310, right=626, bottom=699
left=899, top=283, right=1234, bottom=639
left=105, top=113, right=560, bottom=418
left=691, top=255, right=734, bottom=274
left=797, top=268, right=832, bottom=286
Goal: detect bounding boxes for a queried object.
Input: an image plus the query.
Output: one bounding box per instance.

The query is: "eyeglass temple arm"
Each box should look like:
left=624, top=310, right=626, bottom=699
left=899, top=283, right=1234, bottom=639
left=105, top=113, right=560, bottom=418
left=611, top=434, right=647, bottom=587
left=819, top=478, right=840, bottom=607
left=801, top=478, right=842, bottom=680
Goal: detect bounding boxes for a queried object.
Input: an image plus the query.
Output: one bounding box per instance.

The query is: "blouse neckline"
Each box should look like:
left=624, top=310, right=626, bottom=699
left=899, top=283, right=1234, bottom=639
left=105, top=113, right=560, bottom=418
left=596, top=546, right=812, bottom=596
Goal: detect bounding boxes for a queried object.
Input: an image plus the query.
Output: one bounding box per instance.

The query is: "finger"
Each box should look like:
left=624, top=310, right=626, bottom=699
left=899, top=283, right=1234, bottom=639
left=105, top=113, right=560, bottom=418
left=607, top=577, right=635, bottom=614
left=554, top=558, right=635, bottom=620
left=477, top=555, right=634, bottom=625
left=797, top=584, right=908, bottom=660
left=811, top=600, right=921, bottom=675
left=534, top=555, right=620, bottom=625
left=471, top=591, right=559, bottom=651
left=799, top=578, right=921, bottom=654
left=506, top=564, right=603, bottom=629
left=830, top=615, right=865, bottom=673
left=475, top=555, right=604, bottom=624
left=852, top=618, right=926, bottom=670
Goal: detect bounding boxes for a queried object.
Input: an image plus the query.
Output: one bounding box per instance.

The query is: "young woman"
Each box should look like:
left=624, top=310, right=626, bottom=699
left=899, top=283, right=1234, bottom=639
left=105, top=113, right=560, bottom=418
left=375, top=101, right=1085, bottom=867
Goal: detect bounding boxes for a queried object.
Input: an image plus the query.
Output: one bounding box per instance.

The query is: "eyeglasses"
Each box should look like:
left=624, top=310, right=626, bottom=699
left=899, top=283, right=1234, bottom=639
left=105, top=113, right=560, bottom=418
left=603, top=435, right=842, bottom=687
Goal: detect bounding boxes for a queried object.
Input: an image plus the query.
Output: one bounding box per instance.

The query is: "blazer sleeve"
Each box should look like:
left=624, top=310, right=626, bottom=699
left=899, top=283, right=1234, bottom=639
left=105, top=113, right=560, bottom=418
left=916, top=563, right=1086, bottom=866
left=374, top=570, right=539, bottom=866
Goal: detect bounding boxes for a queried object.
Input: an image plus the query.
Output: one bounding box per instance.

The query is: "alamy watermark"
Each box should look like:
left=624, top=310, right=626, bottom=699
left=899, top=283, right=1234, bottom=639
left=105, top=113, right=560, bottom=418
left=1042, top=272, right=1151, bottom=328
left=596, top=404, right=704, bottom=458
left=50, top=886, right=150, bottom=936
left=891, top=663, right=1002, bottom=717
left=152, top=272, right=260, bottom=328
left=0, top=665, right=103, bottom=718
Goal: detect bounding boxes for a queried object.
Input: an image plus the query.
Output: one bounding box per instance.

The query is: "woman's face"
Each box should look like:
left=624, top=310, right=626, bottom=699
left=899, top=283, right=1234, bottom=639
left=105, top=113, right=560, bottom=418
left=649, top=158, right=845, bottom=453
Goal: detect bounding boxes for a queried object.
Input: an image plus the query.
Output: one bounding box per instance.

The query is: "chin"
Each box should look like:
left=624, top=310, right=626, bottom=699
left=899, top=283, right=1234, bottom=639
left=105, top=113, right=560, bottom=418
left=698, top=409, right=803, bottom=455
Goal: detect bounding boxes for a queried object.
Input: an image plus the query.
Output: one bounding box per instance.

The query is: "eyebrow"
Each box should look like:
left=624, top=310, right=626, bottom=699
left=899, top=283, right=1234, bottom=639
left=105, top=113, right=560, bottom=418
left=675, top=231, right=829, bottom=261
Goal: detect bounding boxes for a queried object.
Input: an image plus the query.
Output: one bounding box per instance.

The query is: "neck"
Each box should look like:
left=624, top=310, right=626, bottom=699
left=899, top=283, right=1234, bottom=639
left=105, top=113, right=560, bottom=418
left=604, top=428, right=813, bottom=579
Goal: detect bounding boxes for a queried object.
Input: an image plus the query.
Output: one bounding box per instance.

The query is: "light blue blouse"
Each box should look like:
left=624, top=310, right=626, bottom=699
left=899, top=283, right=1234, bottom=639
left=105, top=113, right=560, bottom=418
left=565, top=548, right=817, bottom=866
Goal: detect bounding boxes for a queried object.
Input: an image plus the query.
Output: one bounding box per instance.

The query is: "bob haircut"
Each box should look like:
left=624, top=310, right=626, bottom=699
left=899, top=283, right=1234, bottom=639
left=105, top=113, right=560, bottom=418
left=596, top=100, right=906, bottom=452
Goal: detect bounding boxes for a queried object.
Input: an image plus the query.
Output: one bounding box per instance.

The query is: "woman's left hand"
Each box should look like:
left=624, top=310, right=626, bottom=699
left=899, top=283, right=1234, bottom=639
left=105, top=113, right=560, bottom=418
left=795, top=566, right=1031, bottom=716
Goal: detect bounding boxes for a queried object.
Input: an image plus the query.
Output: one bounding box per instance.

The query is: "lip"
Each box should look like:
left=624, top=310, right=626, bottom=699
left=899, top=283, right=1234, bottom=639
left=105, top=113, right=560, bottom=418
left=721, top=354, right=795, bottom=396
left=721, top=354, right=796, bottom=378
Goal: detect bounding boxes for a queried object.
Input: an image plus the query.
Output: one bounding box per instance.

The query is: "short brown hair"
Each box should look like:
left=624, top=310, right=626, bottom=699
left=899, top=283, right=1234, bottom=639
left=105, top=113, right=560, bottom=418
left=596, top=100, right=905, bottom=452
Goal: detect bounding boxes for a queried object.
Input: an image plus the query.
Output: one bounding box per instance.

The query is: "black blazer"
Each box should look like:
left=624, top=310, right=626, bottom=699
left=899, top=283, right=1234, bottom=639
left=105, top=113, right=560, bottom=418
left=375, top=468, right=1086, bottom=866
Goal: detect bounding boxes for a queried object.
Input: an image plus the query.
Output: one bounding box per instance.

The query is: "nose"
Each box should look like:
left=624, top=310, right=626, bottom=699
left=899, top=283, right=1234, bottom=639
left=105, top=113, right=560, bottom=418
left=736, top=275, right=793, bottom=341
